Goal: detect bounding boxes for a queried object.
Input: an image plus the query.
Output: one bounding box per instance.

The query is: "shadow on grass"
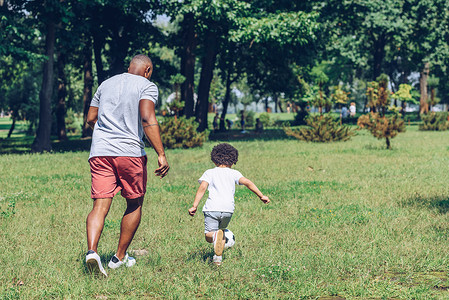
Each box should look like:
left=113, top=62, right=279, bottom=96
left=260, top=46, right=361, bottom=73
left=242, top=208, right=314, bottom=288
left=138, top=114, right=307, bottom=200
left=380, top=270, right=449, bottom=291
left=0, top=136, right=92, bottom=155
left=209, top=129, right=293, bottom=142
left=80, top=250, right=115, bottom=276
left=402, top=193, right=449, bottom=214
left=186, top=247, right=214, bottom=263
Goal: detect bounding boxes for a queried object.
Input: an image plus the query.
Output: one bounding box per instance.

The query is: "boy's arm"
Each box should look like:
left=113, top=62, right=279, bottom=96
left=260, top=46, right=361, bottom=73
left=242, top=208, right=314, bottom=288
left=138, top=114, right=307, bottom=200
left=239, top=177, right=270, bottom=203
left=189, top=181, right=209, bottom=216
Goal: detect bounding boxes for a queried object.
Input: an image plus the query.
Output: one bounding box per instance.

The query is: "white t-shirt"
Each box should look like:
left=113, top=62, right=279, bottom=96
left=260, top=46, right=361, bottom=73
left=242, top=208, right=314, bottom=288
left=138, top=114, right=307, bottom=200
left=199, top=167, right=244, bottom=213
left=89, top=73, right=158, bottom=159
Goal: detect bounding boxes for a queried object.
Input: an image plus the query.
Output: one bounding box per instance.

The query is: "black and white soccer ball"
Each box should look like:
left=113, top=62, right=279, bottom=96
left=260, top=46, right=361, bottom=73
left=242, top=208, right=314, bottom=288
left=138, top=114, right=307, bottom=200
left=224, top=229, right=235, bottom=249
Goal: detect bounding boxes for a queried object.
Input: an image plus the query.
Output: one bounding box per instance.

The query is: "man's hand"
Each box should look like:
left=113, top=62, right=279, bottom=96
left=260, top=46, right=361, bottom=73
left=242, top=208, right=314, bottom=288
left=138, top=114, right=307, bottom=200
left=154, top=154, right=169, bottom=178
left=188, top=206, right=197, bottom=216
left=260, top=195, right=270, bottom=204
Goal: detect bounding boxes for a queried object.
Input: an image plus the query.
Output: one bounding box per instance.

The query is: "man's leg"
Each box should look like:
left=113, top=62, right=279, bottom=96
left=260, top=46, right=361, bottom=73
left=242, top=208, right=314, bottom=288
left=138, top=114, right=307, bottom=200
left=115, top=196, right=144, bottom=260
left=86, top=197, right=113, bottom=252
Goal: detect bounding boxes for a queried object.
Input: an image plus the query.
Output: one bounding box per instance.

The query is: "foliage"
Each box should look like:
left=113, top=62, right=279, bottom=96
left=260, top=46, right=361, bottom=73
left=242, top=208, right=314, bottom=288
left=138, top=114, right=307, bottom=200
left=65, top=108, right=81, bottom=134
left=236, top=110, right=255, bottom=128
left=359, top=74, right=406, bottom=149
left=357, top=113, right=405, bottom=149
left=392, top=84, right=416, bottom=104
left=284, top=114, right=355, bottom=143
left=330, top=85, right=350, bottom=105
left=419, top=112, right=449, bottom=131
left=245, top=111, right=255, bottom=128
left=258, top=112, right=271, bottom=127
left=159, top=117, right=207, bottom=149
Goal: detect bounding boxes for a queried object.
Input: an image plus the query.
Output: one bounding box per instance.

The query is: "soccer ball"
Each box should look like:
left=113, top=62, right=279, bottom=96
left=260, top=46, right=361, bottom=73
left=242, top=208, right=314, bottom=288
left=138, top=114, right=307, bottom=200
left=224, top=229, right=235, bottom=249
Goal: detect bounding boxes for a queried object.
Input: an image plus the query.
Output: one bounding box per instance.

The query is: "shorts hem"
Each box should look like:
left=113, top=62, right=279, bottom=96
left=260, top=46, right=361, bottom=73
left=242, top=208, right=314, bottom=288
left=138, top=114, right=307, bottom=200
left=91, top=193, right=116, bottom=199
left=121, top=193, right=145, bottom=200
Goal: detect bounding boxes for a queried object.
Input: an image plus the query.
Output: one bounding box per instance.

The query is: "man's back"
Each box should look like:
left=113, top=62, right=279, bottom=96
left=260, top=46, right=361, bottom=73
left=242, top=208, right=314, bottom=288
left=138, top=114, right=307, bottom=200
left=89, top=73, right=158, bottom=158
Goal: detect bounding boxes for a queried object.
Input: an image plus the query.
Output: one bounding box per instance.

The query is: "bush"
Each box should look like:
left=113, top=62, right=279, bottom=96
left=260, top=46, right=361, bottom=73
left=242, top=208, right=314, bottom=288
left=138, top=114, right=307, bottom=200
left=284, top=114, right=355, bottom=142
left=65, top=108, right=81, bottom=135
left=357, top=113, right=405, bottom=149
left=159, top=117, right=208, bottom=149
left=258, top=112, right=271, bottom=127
left=245, top=111, right=255, bottom=128
left=419, top=112, right=449, bottom=131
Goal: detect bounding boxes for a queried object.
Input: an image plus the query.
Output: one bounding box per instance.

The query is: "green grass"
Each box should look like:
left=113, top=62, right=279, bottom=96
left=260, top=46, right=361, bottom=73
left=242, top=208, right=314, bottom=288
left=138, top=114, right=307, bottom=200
left=1, top=125, right=449, bottom=299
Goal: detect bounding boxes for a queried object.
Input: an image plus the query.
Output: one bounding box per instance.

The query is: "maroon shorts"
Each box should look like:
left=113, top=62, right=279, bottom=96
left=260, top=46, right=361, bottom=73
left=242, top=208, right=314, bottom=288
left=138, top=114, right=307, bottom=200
left=89, top=156, right=147, bottom=199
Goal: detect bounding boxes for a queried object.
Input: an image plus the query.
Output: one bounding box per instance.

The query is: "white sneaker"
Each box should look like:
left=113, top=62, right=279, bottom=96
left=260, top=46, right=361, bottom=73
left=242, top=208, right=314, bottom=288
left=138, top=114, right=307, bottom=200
left=213, top=255, right=222, bottom=266
left=108, top=253, right=136, bottom=269
left=86, top=250, right=108, bottom=277
left=214, top=229, right=224, bottom=256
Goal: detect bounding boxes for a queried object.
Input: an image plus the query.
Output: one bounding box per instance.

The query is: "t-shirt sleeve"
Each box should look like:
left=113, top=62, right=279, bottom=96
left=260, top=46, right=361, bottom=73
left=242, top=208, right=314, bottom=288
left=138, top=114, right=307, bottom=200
left=90, top=86, right=101, bottom=107
left=141, top=82, right=158, bottom=104
left=234, top=170, right=244, bottom=185
left=198, top=170, right=211, bottom=184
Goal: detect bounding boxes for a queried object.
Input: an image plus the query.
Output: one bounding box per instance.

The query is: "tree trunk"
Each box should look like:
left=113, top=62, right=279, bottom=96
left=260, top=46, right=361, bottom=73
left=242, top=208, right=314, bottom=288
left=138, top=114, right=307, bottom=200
left=195, top=30, right=218, bottom=132
left=7, top=116, right=16, bottom=139
left=386, top=137, right=391, bottom=149
left=219, top=69, right=232, bottom=131
left=93, top=32, right=107, bottom=84
left=277, top=97, right=284, bottom=113
left=32, top=21, right=56, bottom=152
left=110, top=27, right=129, bottom=76
left=273, top=95, right=277, bottom=113
left=419, top=62, right=429, bottom=114
left=56, top=52, right=67, bottom=141
left=372, top=34, right=386, bottom=80
left=82, top=39, right=94, bottom=137
left=180, top=13, right=197, bottom=118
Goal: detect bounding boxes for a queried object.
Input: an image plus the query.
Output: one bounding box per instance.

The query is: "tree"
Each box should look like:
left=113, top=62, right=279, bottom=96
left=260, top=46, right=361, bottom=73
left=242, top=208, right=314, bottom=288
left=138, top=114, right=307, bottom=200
left=357, top=74, right=406, bottom=149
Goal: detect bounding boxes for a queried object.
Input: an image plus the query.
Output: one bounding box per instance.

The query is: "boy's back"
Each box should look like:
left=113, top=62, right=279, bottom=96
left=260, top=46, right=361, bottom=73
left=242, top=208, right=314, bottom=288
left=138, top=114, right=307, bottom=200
left=199, top=167, right=243, bottom=213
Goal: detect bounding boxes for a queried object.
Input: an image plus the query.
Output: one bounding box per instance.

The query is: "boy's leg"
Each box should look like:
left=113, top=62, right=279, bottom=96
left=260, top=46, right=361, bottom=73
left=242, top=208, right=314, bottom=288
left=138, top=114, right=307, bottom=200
left=86, top=197, right=113, bottom=252
left=115, top=196, right=144, bottom=260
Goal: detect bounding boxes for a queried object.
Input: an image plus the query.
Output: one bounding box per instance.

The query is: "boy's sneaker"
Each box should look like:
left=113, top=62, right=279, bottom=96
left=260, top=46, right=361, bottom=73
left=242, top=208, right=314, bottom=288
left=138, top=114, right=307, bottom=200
left=86, top=250, right=108, bottom=277
left=213, top=255, right=222, bottom=266
left=214, top=229, right=224, bottom=256
left=108, top=253, right=136, bottom=269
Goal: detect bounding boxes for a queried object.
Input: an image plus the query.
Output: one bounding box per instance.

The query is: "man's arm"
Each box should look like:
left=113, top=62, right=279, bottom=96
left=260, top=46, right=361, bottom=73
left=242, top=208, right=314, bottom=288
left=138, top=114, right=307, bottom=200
left=238, top=177, right=270, bottom=203
left=189, top=181, right=209, bottom=216
left=139, top=99, right=169, bottom=178
left=86, top=107, right=98, bottom=129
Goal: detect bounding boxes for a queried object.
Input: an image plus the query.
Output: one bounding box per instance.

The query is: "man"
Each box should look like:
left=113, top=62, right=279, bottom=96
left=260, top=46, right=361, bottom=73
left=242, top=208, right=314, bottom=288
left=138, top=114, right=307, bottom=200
left=85, top=54, right=169, bottom=277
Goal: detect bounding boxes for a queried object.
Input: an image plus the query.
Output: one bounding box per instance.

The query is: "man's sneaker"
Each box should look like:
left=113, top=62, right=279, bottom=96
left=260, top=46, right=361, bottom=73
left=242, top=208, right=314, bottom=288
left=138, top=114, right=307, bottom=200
left=108, top=253, right=136, bottom=269
left=86, top=250, right=108, bottom=277
left=213, top=255, right=222, bottom=266
left=214, top=229, right=224, bottom=256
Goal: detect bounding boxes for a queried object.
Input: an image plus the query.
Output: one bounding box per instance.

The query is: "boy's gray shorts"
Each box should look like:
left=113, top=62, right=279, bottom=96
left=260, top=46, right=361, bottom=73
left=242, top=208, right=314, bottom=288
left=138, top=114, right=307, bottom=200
left=203, top=211, right=233, bottom=233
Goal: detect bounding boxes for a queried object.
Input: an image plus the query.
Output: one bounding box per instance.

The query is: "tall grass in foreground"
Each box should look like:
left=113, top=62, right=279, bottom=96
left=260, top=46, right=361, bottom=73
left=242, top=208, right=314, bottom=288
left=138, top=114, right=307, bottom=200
left=1, top=126, right=449, bottom=299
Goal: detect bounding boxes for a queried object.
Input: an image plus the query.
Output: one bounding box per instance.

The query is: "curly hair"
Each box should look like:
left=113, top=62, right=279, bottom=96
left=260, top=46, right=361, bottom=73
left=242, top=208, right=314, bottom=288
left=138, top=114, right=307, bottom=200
left=210, top=143, right=238, bottom=166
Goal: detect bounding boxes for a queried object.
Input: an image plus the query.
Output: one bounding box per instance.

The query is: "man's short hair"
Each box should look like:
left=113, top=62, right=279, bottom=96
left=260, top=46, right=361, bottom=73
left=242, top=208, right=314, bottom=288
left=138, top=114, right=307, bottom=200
left=130, top=54, right=152, bottom=66
left=211, top=143, right=239, bottom=166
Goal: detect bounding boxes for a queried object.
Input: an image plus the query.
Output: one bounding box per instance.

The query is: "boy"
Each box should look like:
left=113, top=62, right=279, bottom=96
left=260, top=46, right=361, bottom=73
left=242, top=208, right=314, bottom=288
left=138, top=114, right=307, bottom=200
left=188, top=143, right=270, bottom=265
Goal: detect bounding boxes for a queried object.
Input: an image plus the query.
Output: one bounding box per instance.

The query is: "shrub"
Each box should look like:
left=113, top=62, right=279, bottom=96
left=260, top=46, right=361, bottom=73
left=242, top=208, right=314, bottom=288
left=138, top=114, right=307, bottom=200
left=159, top=117, right=208, bottom=149
left=65, top=108, right=81, bottom=135
left=419, top=112, right=449, bottom=131
left=284, top=114, right=355, bottom=142
left=245, top=111, right=255, bottom=127
left=258, top=112, right=271, bottom=127
left=357, top=113, right=405, bottom=149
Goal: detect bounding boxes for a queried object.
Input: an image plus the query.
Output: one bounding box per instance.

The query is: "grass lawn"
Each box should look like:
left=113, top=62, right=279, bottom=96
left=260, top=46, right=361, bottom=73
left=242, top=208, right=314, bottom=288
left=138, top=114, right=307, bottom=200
left=1, top=123, right=449, bottom=299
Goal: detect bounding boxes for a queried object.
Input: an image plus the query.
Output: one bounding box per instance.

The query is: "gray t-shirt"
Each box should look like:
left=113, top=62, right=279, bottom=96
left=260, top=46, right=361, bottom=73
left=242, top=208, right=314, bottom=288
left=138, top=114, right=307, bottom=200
left=89, top=73, right=158, bottom=159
